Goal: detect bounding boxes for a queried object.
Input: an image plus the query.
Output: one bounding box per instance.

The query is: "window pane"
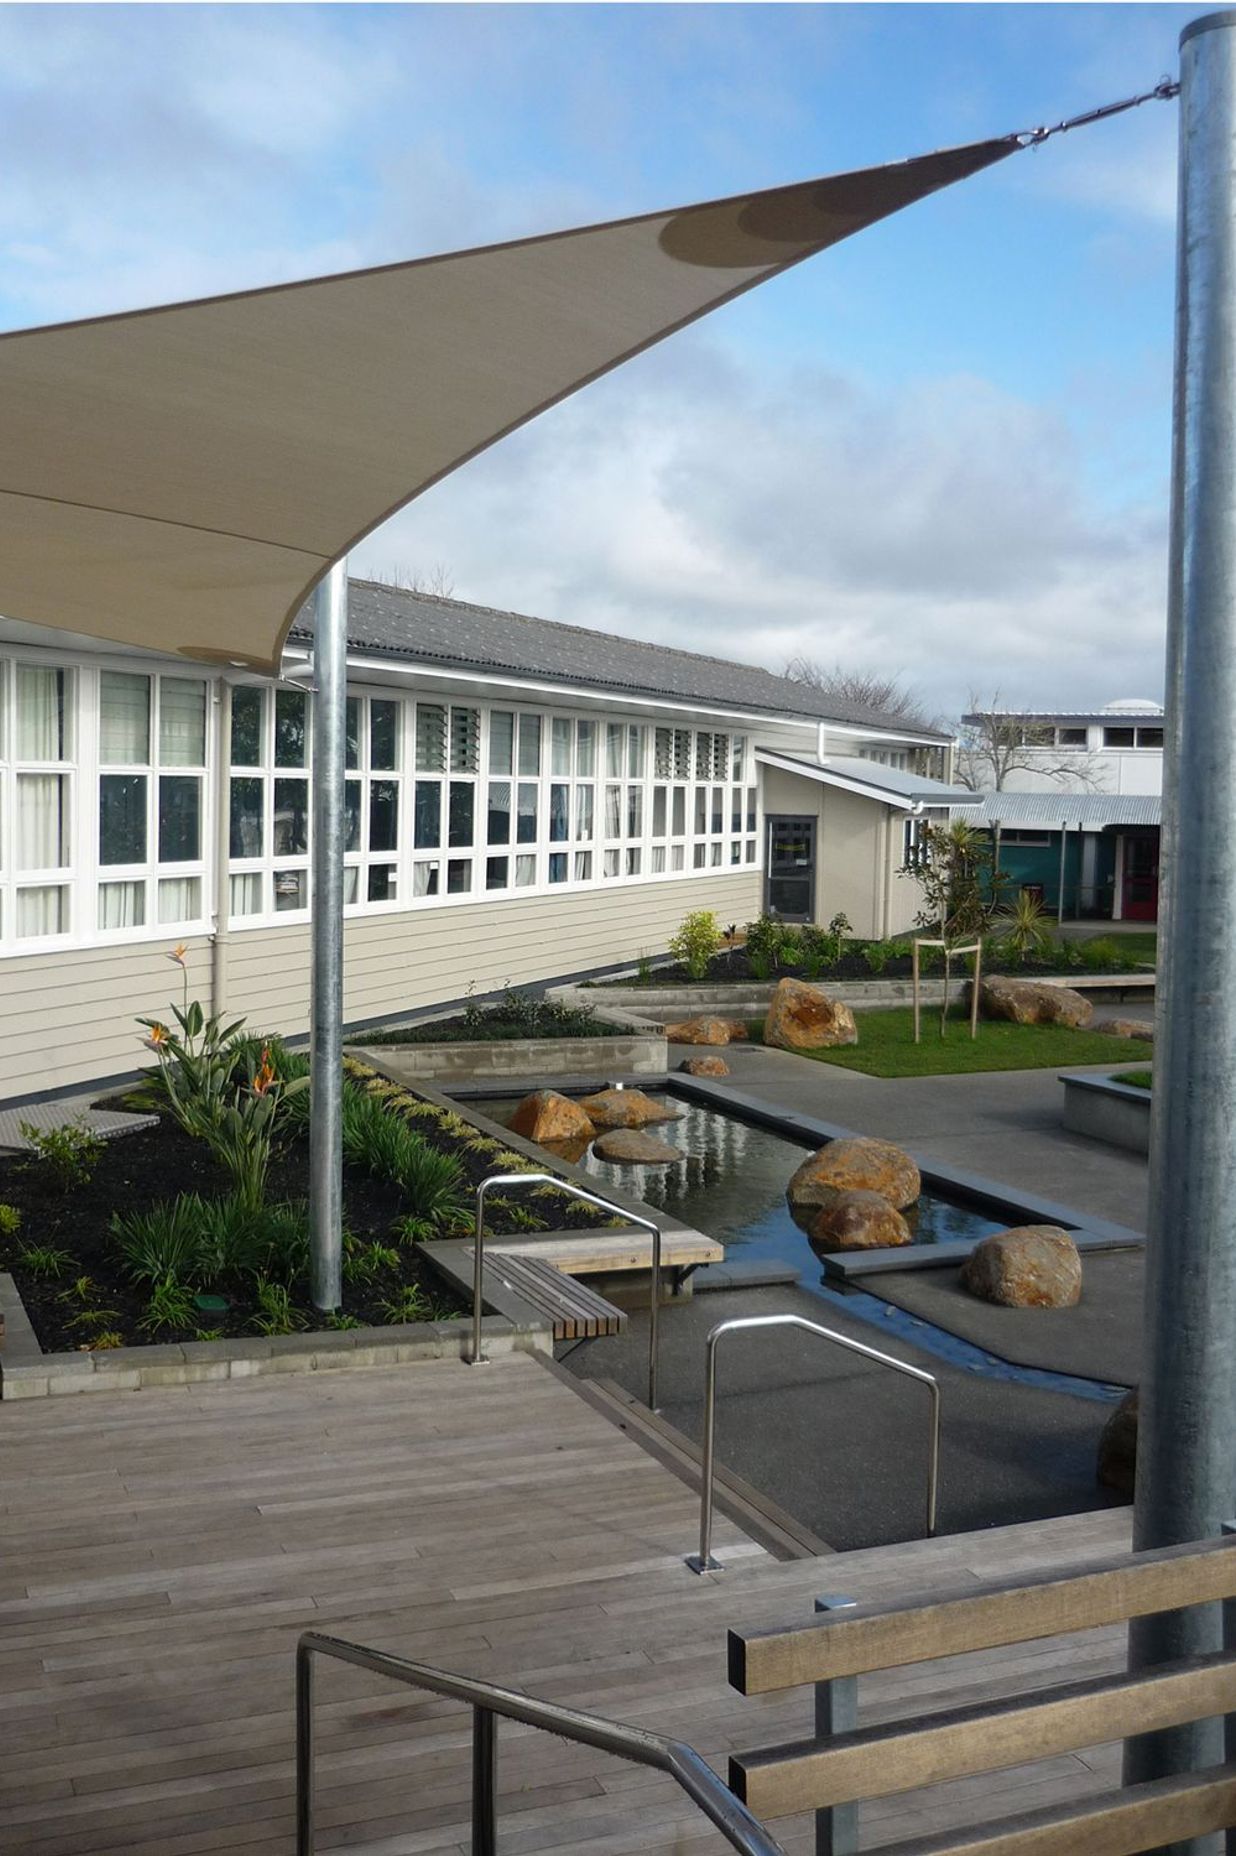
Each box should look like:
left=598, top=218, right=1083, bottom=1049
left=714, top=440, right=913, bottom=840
left=345, top=697, right=360, bottom=771
left=158, top=875, right=200, bottom=922
left=448, top=781, right=475, bottom=848
left=654, top=728, right=672, bottom=777
left=626, top=848, right=641, bottom=876
left=447, top=857, right=471, bottom=894
left=16, top=885, right=68, bottom=935
left=274, top=870, right=307, bottom=911
left=732, top=789, right=743, bottom=833
left=367, top=864, right=396, bottom=903
left=16, top=773, right=70, bottom=868
left=344, top=781, right=361, bottom=853
left=272, top=778, right=308, bottom=856
left=517, top=783, right=537, bottom=843
left=672, top=788, right=686, bottom=835
left=344, top=865, right=359, bottom=905
left=489, top=711, right=514, bottom=775
left=672, top=844, right=685, bottom=871
left=515, top=853, right=536, bottom=887
left=672, top=728, right=691, bottom=779
left=731, top=841, right=742, bottom=864
left=17, top=666, right=71, bottom=760
left=711, top=787, right=723, bottom=834
left=694, top=789, right=707, bottom=834
left=653, top=787, right=667, bottom=836
left=274, top=690, right=307, bottom=767
left=416, top=704, right=446, bottom=772
left=627, top=726, right=643, bottom=778
left=100, top=671, right=149, bottom=765
left=99, top=774, right=147, bottom=865
left=732, top=736, right=746, bottom=781
left=99, top=880, right=145, bottom=929
left=159, top=678, right=206, bottom=767
left=487, top=781, right=512, bottom=844
left=230, top=872, right=263, bottom=916
left=370, top=700, right=399, bottom=770
left=576, top=720, right=595, bottom=776
left=603, top=848, right=620, bottom=878
left=747, top=838, right=756, bottom=861
left=710, top=841, right=723, bottom=867
left=574, top=850, right=592, bottom=881
left=551, top=717, right=572, bottom=775
left=695, top=733, right=711, bottom=780
left=549, top=852, right=568, bottom=883
left=230, top=777, right=264, bottom=858
left=486, top=855, right=509, bottom=890
left=605, top=784, right=622, bottom=837
left=575, top=784, right=594, bottom=840
left=694, top=843, right=707, bottom=868
left=518, top=713, right=541, bottom=776
left=651, top=845, right=666, bottom=873
left=549, top=783, right=569, bottom=842
left=414, top=781, right=441, bottom=848
left=606, top=723, right=623, bottom=778
left=369, top=780, right=399, bottom=852
left=450, top=707, right=479, bottom=773
left=159, top=776, right=201, bottom=862
left=746, top=787, right=757, bottom=832
left=413, top=861, right=440, bottom=898
left=627, top=786, right=643, bottom=838
left=230, top=687, right=262, bottom=765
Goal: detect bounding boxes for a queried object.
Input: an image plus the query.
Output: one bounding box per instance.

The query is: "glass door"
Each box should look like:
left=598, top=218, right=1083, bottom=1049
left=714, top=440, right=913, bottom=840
left=765, top=815, right=815, bottom=920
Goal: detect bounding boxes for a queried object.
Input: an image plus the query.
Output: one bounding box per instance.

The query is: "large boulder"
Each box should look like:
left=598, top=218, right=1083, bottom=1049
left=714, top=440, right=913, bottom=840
left=578, top=1087, right=681, bottom=1129
left=961, top=1226, right=1082, bottom=1308
left=979, top=976, right=1093, bottom=1029
left=1097, top=1389, right=1138, bottom=1496
left=787, top=1138, right=921, bottom=1231
left=1093, top=1018, right=1154, bottom=1042
left=764, top=978, right=858, bottom=1051
left=506, top=1090, right=594, bottom=1146
left=808, top=1190, right=911, bottom=1253
left=666, top=1015, right=734, bottom=1046
left=592, top=1128, right=682, bottom=1165
left=679, top=1055, right=730, bottom=1077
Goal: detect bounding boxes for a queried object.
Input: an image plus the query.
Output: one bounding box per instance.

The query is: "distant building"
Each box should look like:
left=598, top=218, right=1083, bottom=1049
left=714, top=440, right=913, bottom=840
left=960, top=698, right=1164, bottom=796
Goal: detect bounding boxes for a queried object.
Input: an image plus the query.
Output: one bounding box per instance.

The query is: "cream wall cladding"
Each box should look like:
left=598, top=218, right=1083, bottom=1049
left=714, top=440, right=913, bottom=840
left=0, top=872, right=760, bottom=1103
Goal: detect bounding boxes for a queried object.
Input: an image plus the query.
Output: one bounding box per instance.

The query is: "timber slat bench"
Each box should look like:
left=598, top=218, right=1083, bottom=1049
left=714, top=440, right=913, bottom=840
left=476, top=1250, right=625, bottom=1342
left=726, top=1534, right=1236, bottom=1855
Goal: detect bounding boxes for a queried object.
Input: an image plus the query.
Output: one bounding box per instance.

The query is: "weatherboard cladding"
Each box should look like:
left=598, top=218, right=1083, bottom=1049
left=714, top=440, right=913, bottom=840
left=289, top=579, right=950, bottom=740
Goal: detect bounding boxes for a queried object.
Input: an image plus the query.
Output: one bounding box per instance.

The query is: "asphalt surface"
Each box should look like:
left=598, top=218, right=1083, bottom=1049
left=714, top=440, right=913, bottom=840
left=564, top=1283, right=1125, bottom=1553
left=874, top=1253, right=1143, bottom=1390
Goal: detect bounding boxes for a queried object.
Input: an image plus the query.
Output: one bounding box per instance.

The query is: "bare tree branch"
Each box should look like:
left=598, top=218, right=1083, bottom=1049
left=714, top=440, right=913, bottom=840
left=783, top=657, right=930, bottom=726
left=378, top=562, right=456, bottom=599
left=954, top=691, right=1105, bottom=792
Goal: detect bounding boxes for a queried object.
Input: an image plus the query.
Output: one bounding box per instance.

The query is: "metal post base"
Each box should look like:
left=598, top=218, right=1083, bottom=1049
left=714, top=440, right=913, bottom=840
left=685, top=1553, right=723, bottom=1575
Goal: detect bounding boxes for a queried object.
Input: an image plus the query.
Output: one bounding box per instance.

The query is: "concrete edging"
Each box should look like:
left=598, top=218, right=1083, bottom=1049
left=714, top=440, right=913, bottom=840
left=1061, top=1071, right=1152, bottom=1156
left=345, top=1029, right=665, bottom=1082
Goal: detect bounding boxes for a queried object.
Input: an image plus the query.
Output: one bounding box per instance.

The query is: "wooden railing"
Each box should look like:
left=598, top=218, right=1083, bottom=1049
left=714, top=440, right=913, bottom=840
left=726, top=1535, right=1236, bottom=1855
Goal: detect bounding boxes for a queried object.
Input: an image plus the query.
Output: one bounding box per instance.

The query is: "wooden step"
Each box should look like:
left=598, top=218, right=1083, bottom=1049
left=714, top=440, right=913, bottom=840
left=477, top=1251, right=626, bottom=1342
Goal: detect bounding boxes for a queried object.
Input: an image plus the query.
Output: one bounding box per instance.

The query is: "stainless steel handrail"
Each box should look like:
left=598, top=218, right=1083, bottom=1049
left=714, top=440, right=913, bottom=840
left=296, top=1629, right=786, bottom=1856
left=685, top=1313, right=941, bottom=1573
left=469, top=1170, right=663, bottom=1409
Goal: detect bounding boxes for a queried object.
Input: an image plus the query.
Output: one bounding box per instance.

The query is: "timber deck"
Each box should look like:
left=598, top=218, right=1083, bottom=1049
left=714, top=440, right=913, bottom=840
left=0, top=1352, right=1132, bottom=1854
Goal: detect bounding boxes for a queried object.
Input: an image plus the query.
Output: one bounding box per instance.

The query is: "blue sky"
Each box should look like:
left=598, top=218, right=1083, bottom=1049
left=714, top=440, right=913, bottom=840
left=0, top=3, right=1193, bottom=714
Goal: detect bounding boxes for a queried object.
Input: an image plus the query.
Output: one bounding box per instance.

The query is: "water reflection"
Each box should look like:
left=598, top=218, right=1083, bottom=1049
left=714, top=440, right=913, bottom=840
left=476, top=1094, right=1002, bottom=1273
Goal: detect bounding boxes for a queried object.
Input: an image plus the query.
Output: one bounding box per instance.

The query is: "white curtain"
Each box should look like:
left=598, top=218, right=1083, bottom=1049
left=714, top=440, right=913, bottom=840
left=15, top=773, right=68, bottom=869
left=229, top=872, right=262, bottom=917
left=515, top=854, right=536, bottom=888
left=15, top=666, right=68, bottom=760
left=158, top=876, right=200, bottom=923
left=605, top=784, right=622, bottom=838
left=99, top=670, right=149, bottom=764
left=159, top=678, right=206, bottom=767
left=99, top=880, right=145, bottom=929
left=16, top=885, right=67, bottom=936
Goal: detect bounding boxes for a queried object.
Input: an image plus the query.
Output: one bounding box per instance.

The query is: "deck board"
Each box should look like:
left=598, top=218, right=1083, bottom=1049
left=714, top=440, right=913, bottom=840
left=0, top=1353, right=1133, bottom=1853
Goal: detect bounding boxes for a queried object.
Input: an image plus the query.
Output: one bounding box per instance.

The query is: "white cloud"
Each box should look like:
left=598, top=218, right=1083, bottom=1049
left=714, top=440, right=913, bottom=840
left=355, top=336, right=1168, bottom=720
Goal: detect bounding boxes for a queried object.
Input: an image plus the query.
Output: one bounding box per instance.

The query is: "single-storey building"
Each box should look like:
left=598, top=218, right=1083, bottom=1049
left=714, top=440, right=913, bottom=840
left=0, top=580, right=972, bottom=1103
left=954, top=792, right=1162, bottom=923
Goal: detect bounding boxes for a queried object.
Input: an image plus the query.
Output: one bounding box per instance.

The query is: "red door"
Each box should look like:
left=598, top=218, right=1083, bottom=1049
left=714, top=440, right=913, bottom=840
left=1120, top=832, right=1159, bottom=921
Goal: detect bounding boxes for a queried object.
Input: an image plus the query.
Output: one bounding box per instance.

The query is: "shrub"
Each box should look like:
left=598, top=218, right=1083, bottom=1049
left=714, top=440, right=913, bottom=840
left=140, top=1275, right=198, bottom=1335
left=19, top=1119, right=104, bottom=1191
left=748, top=948, right=773, bottom=983
left=249, top=1279, right=308, bottom=1337
left=379, top=1283, right=435, bottom=1325
left=341, top=1091, right=466, bottom=1230
left=862, top=940, right=894, bottom=974
left=112, top=1197, right=208, bottom=1284
left=1079, top=935, right=1139, bottom=973
left=459, top=986, right=599, bottom=1040
left=343, top=1237, right=401, bottom=1285
left=15, top=1242, right=71, bottom=1278
left=111, top=1193, right=310, bottom=1288
left=139, top=1001, right=250, bottom=1141
left=668, top=909, right=723, bottom=980
left=994, top=891, right=1055, bottom=963
left=0, top=1204, right=21, bottom=1237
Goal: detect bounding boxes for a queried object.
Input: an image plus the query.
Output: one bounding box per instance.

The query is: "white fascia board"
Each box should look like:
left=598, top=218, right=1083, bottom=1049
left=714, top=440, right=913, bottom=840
left=755, top=748, right=916, bottom=811
left=280, top=647, right=948, bottom=745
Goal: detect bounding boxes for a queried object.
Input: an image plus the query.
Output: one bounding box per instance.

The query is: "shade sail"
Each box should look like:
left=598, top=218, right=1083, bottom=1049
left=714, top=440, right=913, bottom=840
left=0, top=136, right=1017, bottom=673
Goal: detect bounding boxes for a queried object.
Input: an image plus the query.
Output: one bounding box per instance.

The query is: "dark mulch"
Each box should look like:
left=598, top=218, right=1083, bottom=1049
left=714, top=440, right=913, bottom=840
left=589, top=947, right=1142, bottom=987
left=0, top=1094, right=602, bottom=1354
left=354, top=1013, right=627, bottom=1045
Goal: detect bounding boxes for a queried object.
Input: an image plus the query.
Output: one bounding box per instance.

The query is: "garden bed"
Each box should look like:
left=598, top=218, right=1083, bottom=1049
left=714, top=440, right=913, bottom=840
left=587, top=934, right=1152, bottom=990
left=0, top=1057, right=616, bottom=1356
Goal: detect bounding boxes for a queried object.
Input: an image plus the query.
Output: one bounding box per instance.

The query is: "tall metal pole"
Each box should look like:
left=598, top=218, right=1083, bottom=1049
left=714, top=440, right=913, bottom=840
left=308, top=559, right=348, bottom=1311
left=1127, top=13, right=1236, bottom=1825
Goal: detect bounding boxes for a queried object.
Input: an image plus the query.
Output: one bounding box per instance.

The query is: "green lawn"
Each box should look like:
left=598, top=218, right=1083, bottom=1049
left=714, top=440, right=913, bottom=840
left=1071, top=928, right=1158, bottom=966
left=754, top=1006, right=1153, bottom=1079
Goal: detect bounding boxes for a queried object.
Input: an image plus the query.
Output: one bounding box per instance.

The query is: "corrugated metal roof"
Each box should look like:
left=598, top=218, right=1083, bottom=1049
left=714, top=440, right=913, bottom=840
left=953, top=793, right=1162, bottom=828
left=289, top=579, right=951, bottom=740
left=757, top=749, right=978, bottom=808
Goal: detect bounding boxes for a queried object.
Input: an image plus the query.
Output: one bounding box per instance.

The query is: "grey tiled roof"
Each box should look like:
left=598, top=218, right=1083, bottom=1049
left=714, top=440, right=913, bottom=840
left=289, top=579, right=949, bottom=740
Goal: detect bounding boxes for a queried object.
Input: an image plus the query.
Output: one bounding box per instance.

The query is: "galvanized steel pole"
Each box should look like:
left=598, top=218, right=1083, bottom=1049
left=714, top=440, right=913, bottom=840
left=308, top=560, right=348, bottom=1311
left=1127, top=11, right=1236, bottom=1820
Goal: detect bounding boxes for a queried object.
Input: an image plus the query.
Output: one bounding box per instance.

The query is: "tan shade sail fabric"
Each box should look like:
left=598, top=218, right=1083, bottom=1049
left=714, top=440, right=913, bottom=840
left=0, top=137, right=1017, bottom=673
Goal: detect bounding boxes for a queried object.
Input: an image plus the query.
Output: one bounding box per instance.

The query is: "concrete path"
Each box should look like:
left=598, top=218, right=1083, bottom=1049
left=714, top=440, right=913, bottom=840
left=715, top=1040, right=1149, bottom=1233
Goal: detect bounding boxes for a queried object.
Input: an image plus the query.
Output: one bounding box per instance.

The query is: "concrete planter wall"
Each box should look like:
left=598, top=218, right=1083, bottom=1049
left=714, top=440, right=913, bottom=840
left=346, top=1030, right=665, bottom=1082
left=1061, top=1072, right=1152, bottom=1155
left=551, top=978, right=957, bottom=1025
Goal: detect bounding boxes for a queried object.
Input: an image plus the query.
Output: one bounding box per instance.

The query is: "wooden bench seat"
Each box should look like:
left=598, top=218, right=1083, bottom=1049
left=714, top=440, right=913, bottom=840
left=488, top=1228, right=722, bottom=1275
left=471, top=1250, right=625, bottom=1341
